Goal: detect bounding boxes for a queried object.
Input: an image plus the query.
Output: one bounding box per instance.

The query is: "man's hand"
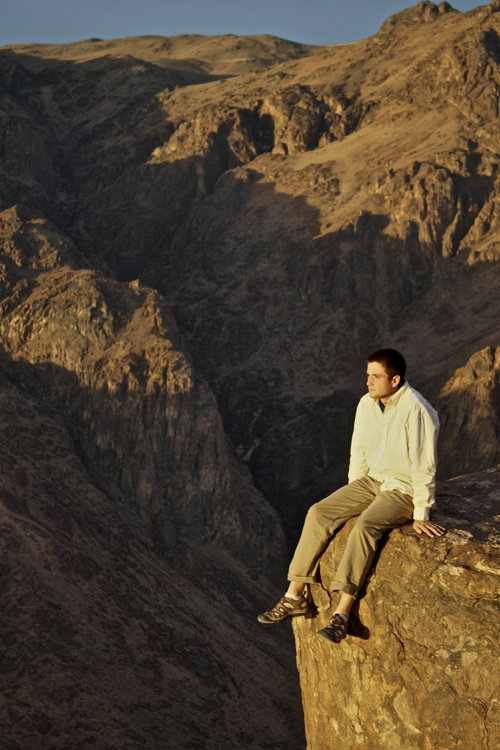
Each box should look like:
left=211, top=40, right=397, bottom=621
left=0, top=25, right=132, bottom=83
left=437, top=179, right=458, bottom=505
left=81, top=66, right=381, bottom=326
left=413, top=520, right=445, bottom=538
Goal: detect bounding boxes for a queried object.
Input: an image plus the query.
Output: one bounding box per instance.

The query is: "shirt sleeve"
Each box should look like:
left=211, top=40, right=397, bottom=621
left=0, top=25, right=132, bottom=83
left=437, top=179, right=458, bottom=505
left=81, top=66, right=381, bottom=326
left=348, top=400, right=369, bottom=483
left=407, top=405, right=439, bottom=521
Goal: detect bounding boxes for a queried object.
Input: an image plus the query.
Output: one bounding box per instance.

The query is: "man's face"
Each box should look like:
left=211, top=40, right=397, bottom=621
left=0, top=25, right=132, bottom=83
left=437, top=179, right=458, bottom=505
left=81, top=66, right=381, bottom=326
left=366, top=361, right=400, bottom=403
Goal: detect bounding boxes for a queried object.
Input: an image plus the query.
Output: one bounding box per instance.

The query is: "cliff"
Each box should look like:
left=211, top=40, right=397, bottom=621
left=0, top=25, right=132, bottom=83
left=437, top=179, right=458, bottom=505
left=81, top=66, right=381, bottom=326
left=0, top=367, right=301, bottom=749
left=293, top=468, right=500, bottom=750
left=0, top=205, right=284, bottom=576
left=425, top=345, right=500, bottom=479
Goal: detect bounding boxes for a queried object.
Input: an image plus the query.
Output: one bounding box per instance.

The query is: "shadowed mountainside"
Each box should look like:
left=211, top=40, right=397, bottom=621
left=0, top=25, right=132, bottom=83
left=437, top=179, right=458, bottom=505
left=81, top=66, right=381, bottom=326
left=0, top=369, right=300, bottom=749
left=0, top=205, right=302, bottom=748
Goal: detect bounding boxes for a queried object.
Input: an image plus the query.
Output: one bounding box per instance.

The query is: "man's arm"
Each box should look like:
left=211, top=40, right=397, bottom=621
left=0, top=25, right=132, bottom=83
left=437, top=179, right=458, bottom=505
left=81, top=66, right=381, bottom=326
left=348, top=400, right=369, bottom=483
left=407, top=405, right=445, bottom=537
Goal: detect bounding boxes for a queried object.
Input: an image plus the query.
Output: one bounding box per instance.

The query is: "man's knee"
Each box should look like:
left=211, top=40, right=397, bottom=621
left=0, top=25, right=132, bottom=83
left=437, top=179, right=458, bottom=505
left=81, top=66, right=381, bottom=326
left=305, top=502, right=323, bottom=524
left=303, top=501, right=333, bottom=530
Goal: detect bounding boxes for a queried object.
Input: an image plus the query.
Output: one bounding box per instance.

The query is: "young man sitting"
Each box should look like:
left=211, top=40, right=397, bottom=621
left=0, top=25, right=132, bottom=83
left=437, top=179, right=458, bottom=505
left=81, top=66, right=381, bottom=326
left=258, top=349, right=445, bottom=643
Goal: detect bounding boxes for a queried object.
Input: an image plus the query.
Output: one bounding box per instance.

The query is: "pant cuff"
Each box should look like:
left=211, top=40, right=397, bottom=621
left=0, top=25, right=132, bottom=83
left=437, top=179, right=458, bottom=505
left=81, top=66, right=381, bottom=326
left=287, top=574, right=316, bottom=584
left=330, top=580, right=359, bottom=598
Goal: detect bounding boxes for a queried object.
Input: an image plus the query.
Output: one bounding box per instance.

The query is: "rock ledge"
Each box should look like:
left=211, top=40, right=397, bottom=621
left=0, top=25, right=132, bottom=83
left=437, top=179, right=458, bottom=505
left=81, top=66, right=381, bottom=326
left=293, top=469, right=500, bottom=750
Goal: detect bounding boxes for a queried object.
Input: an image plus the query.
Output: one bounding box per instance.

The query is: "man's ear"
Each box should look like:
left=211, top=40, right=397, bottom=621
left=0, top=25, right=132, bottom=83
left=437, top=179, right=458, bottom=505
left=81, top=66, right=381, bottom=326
left=392, top=374, right=401, bottom=388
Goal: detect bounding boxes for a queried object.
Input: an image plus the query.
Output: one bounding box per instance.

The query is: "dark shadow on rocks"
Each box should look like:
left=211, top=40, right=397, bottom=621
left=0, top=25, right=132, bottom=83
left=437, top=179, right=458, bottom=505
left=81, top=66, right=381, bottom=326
left=242, top=390, right=359, bottom=550
left=419, top=345, right=500, bottom=481
left=0, top=47, right=274, bottom=242
left=0, top=348, right=287, bottom=583
left=304, top=585, right=319, bottom=620
left=347, top=600, right=371, bottom=641
left=0, top=369, right=305, bottom=750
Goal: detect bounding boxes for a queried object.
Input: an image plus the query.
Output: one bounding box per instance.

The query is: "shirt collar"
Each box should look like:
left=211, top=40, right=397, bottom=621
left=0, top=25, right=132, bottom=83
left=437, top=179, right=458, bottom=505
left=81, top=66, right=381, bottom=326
left=376, top=381, right=410, bottom=411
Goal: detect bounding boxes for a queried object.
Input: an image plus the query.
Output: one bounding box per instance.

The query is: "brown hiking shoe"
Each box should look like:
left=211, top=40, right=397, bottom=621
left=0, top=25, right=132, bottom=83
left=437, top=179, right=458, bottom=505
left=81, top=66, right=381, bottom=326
left=316, top=612, right=347, bottom=643
left=257, top=595, right=309, bottom=624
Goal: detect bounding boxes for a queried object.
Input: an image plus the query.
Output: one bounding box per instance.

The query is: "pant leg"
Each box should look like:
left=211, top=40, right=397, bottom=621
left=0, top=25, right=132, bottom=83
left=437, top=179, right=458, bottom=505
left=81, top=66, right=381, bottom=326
left=287, top=476, right=381, bottom=584
left=330, top=488, right=414, bottom=597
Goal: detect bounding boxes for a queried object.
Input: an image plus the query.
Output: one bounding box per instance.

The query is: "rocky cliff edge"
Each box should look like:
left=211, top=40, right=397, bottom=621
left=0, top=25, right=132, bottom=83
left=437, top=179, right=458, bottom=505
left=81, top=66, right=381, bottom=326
left=293, top=469, right=500, bottom=750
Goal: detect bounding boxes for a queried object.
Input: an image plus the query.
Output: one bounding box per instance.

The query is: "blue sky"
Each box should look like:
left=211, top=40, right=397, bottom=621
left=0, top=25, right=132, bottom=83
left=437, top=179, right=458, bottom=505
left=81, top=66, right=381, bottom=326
left=1, top=0, right=482, bottom=48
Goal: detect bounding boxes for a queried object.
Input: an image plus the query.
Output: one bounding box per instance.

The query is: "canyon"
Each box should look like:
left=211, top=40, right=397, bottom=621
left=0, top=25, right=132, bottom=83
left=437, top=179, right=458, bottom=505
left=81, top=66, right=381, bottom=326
left=0, top=1, right=500, bottom=748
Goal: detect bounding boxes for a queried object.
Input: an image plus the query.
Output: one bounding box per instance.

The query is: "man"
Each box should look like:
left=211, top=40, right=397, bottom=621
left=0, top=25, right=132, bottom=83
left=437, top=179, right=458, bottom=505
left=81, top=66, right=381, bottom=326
left=258, top=349, right=444, bottom=643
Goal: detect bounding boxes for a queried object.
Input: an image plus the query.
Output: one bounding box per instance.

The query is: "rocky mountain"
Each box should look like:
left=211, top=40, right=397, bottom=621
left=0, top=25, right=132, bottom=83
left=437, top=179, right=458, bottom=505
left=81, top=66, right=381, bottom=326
left=6, top=0, right=500, bottom=544
left=1, top=1, right=500, bottom=747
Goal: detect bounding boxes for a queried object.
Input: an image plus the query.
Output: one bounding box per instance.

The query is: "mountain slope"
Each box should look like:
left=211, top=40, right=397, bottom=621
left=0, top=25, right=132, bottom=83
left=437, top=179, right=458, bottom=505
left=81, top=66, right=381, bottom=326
left=0, top=205, right=302, bottom=748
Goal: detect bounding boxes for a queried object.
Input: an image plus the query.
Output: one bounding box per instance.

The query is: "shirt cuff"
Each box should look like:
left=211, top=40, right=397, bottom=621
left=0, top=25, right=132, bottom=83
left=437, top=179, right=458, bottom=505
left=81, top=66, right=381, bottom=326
left=413, top=506, right=431, bottom=521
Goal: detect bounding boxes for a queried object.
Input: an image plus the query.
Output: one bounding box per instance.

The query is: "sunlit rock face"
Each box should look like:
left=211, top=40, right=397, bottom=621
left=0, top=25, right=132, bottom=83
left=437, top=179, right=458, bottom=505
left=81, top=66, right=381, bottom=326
left=293, top=469, right=500, bottom=750
left=425, top=345, right=500, bottom=480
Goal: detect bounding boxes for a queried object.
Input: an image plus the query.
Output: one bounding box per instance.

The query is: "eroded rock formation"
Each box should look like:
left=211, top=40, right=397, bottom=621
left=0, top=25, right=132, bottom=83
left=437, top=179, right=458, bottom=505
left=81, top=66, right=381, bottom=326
left=426, top=345, right=500, bottom=479
left=0, top=206, right=284, bottom=573
left=293, top=469, right=500, bottom=750
left=0, top=205, right=302, bottom=747
left=0, top=370, right=300, bottom=749
left=4, top=7, right=500, bottom=550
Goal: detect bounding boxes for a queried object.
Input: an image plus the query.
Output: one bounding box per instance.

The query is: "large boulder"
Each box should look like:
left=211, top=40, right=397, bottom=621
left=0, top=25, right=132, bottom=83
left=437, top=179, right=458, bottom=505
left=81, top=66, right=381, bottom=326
left=293, top=469, right=500, bottom=750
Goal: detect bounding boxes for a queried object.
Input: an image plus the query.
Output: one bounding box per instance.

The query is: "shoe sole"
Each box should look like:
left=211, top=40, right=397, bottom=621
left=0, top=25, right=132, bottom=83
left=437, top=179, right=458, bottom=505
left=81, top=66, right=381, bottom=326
left=316, top=628, right=345, bottom=643
left=257, top=610, right=309, bottom=624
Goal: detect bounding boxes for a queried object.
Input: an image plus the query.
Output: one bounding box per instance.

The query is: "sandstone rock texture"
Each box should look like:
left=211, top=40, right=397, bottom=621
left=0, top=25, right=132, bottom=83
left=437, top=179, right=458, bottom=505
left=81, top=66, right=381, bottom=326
left=294, top=469, right=500, bottom=750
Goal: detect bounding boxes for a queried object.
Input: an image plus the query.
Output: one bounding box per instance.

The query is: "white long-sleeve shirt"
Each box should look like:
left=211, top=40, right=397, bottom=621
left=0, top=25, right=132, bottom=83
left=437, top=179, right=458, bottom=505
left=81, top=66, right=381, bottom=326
left=348, top=382, right=439, bottom=521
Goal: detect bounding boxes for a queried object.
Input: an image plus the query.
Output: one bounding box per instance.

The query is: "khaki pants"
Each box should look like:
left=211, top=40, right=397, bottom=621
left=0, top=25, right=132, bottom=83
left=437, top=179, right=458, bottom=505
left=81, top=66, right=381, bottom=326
left=287, top=475, right=413, bottom=598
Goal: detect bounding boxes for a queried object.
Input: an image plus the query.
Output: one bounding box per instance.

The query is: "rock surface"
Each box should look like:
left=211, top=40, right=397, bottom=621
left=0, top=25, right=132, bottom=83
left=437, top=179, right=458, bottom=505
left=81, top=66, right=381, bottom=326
left=0, top=205, right=284, bottom=575
left=293, top=469, right=500, bottom=750
left=425, top=345, right=500, bottom=480
left=0, top=207, right=302, bottom=748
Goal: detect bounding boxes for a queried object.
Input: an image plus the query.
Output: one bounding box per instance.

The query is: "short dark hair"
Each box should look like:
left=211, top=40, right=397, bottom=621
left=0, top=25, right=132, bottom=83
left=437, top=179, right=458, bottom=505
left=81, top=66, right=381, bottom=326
left=366, top=348, right=406, bottom=382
